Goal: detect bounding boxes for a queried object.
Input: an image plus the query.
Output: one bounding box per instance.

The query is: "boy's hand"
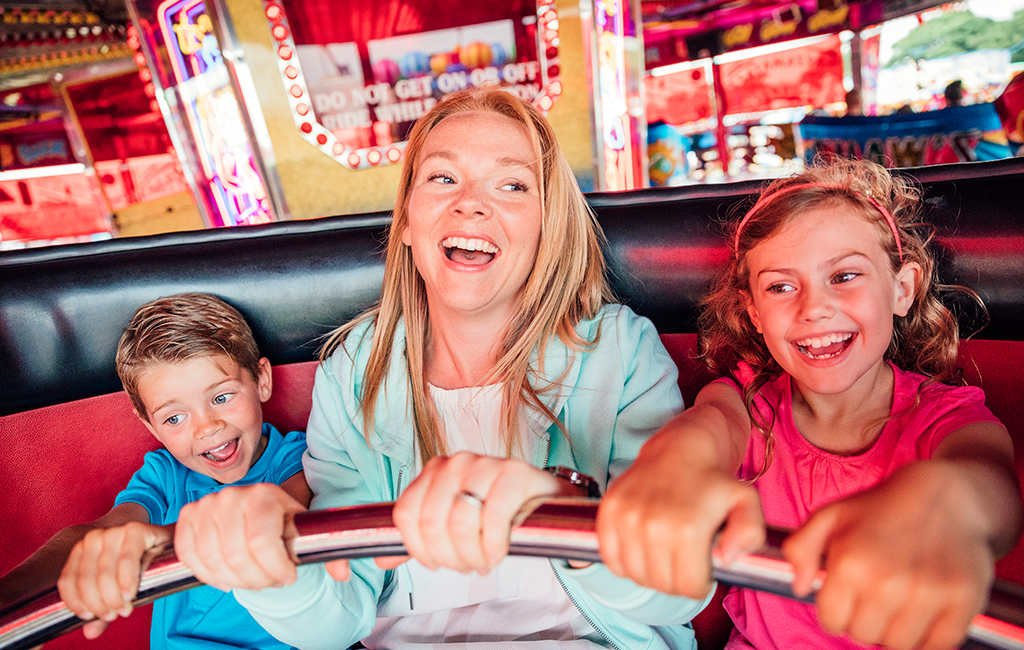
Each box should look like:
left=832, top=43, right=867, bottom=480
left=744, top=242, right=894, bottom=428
left=58, top=522, right=171, bottom=639
left=598, top=460, right=764, bottom=599
left=784, top=461, right=993, bottom=650
left=174, top=483, right=306, bottom=592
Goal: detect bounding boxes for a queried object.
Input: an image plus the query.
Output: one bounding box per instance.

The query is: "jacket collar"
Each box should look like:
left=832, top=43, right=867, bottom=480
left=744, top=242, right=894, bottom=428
left=367, top=317, right=590, bottom=464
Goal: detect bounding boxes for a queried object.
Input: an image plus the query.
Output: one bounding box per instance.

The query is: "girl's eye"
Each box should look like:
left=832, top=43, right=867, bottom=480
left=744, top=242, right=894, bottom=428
left=213, top=393, right=232, bottom=405
left=164, top=414, right=182, bottom=426
left=767, top=282, right=794, bottom=294
left=833, top=271, right=859, bottom=284
left=426, top=172, right=455, bottom=185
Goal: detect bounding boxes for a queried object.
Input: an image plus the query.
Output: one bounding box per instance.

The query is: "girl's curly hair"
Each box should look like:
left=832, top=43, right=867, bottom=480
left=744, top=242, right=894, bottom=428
left=699, top=157, right=981, bottom=475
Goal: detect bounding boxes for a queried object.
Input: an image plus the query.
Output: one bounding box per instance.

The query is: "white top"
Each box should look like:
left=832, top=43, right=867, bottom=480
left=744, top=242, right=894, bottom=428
left=362, top=384, right=602, bottom=648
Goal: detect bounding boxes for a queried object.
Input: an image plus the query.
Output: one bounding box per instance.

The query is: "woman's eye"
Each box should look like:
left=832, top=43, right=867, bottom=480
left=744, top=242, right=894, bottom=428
left=833, top=272, right=859, bottom=284
left=501, top=180, right=528, bottom=192
left=213, top=393, right=231, bottom=405
left=164, top=414, right=182, bottom=425
left=426, top=173, right=455, bottom=184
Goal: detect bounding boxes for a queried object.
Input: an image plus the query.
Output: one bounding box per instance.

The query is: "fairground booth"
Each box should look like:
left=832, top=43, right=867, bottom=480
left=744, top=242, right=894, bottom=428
left=0, top=0, right=1022, bottom=247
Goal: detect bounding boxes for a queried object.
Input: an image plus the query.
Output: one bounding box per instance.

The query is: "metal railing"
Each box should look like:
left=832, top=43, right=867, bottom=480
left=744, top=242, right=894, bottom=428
left=2, top=498, right=1023, bottom=650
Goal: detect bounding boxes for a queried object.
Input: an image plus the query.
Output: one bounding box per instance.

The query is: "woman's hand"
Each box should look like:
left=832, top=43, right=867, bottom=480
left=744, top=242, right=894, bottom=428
left=785, top=461, right=994, bottom=650
left=392, top=452, right=570, bottom=574
left=174, top=484, right=306, bottom=592
left=598, top=459, right=764, bottom=600
left=58, top=521, right=171, bottom=639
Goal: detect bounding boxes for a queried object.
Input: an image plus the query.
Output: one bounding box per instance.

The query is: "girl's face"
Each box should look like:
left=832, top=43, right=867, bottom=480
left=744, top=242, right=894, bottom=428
left=403, top=111, right=543, bottom=325
left=742, top=205, right=920, bottom=399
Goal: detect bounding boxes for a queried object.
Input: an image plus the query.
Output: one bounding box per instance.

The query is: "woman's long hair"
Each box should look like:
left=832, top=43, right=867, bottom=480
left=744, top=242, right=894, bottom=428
left=321, top=88, right=614, bottom=464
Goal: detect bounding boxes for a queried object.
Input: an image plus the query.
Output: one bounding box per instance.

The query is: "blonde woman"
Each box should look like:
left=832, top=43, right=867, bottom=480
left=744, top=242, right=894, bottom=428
left=173, top=88, right=713, bottom=649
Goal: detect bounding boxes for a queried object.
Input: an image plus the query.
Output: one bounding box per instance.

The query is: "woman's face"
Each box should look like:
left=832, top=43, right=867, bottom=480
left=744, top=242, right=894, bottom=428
left=403, top=111, right=543, bottom=325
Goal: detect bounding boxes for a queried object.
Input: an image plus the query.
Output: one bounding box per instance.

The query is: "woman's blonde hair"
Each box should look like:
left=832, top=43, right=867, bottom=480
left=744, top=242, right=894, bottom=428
left=700, top=157, right=979, bottom=474
left=321, top=87, right=614, bottom=464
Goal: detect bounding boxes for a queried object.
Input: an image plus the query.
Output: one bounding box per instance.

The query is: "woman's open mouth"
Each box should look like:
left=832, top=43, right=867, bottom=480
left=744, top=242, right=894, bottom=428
left=794, top=332, right=853, bottom=359
left=442, top=236, right=498, bottom=265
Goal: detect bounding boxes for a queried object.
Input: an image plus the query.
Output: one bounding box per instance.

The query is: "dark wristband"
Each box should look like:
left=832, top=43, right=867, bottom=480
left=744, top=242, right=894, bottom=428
left=543, top=465, right=602, bottom=498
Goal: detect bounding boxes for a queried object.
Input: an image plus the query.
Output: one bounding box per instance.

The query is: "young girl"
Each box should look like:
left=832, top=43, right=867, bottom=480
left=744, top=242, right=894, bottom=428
left=169, top=88, right=712, bottom=649
left=598, top=158, right=1023, bottom=650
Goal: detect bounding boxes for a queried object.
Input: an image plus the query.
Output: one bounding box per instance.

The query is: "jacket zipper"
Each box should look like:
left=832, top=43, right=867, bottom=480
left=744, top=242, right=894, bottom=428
left=543, top=431, right=619, bottom=648
left=394, top=464, right=415, bottom=610
left=551, top=559, right=621, bottom=649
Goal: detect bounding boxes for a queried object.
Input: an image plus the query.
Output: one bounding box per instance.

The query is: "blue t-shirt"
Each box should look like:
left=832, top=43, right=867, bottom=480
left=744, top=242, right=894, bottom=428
left=115, top=423, right=306, bottom=650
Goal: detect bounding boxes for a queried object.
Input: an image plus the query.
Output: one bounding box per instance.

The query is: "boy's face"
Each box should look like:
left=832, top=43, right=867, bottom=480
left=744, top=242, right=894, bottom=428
left=136, top=354, right=272, bottom=485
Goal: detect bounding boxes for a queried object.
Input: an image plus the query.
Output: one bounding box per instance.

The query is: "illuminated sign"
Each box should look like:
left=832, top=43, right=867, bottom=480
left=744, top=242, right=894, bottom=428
left=158, top=0, right=272, bottom=226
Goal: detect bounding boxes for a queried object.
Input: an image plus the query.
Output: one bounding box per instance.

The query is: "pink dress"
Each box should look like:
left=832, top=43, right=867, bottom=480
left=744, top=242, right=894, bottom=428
left=718, top=362, right=1001, bottom=650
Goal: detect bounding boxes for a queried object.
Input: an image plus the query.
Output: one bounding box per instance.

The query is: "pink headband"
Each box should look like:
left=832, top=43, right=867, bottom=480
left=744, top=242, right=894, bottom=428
left=734, top=182, right=903, bottom=262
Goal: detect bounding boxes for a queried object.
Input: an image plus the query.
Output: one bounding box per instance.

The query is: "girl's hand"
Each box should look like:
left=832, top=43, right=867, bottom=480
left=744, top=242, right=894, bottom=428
left=392, top=452, right=569, bottom=574
left=174, top=484, right=306, bottom=592
left=784, top=461, right=994, bottom=650
left=58, top=522, right=171, bottom=639
left=598, top=461, right=765, bottom=599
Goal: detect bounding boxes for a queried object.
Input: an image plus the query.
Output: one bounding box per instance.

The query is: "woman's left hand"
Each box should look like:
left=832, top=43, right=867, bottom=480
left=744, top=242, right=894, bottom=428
left=392, top=452, right=574, bottom=573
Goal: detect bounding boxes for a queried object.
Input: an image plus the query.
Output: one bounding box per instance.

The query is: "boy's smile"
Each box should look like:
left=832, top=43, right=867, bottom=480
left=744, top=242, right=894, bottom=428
left=136, top=354, right=272, bottom=484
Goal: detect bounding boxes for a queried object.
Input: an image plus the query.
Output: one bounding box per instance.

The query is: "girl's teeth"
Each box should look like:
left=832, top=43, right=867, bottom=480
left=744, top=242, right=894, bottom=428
left=799, top=333, right=851, bottom=348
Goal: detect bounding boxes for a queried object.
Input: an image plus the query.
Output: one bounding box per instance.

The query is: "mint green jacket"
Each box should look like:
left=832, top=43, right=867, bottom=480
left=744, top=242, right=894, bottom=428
left=237, top=304, right=714, bottom=649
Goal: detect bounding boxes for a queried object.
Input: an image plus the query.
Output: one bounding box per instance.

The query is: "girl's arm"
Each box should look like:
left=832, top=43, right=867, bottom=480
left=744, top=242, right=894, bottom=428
left=597, top=380, right=763, bottom=600
left=784, top=421, right=1022, bottom=650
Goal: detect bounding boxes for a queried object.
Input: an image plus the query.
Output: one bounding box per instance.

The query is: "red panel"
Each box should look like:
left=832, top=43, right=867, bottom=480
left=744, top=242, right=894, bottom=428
left=719, top=34, right=844, bottom=114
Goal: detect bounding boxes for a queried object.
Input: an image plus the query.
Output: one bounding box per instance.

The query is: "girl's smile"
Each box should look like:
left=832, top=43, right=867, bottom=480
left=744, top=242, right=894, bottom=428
left=743, top=205, right=920, bottom=401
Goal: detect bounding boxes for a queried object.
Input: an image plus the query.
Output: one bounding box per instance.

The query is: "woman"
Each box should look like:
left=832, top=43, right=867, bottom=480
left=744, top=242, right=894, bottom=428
left=174, top=88, right=711, bottom=649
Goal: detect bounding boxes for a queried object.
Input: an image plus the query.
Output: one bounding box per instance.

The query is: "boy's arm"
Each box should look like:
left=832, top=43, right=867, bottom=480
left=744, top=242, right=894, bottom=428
left=280, top=470, right=312, bottom=508
left=0, top=502, right=151, bottom=610
left=786, top=421, right=1022, bottom=650
left=597, top=381, right=763, bottom=599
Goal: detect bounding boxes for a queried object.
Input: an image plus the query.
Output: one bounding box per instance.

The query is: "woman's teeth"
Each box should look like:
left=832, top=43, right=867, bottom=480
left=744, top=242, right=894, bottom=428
left=441, top=237, right=498, bottom=253
left=442, top=237, right=498, bottom=264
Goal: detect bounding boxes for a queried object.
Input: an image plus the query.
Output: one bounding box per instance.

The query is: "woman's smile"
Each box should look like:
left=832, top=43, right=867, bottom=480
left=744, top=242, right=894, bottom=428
left=403, top=110, right=543, bottom=319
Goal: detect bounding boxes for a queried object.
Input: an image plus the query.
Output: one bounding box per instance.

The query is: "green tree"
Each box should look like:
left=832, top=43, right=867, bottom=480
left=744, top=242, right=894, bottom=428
left=885, top=10, right=1024, bottom=67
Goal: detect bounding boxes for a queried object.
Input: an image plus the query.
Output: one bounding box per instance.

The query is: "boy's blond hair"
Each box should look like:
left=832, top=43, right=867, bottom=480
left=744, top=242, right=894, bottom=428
left=116, top=293, right=262, bottom=419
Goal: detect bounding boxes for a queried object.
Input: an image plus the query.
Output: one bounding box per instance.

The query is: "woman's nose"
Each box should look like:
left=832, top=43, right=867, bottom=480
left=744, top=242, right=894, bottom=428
left=452, top=181, right=490, bottom=218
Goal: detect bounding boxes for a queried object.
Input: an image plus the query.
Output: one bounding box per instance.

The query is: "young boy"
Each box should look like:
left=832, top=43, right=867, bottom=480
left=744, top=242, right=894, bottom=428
left=0, top=292, right=310, bottom=649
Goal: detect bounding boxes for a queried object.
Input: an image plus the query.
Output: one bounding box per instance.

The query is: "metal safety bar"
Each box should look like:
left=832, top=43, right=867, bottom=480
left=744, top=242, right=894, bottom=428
left=2, top=498, right=1023, bottom=650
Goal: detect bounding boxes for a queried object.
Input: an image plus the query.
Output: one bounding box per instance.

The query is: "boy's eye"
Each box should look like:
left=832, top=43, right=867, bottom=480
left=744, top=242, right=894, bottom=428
left=164, top=414, right=182, bottom=425
left=213, top=393, right=232, bottom=405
